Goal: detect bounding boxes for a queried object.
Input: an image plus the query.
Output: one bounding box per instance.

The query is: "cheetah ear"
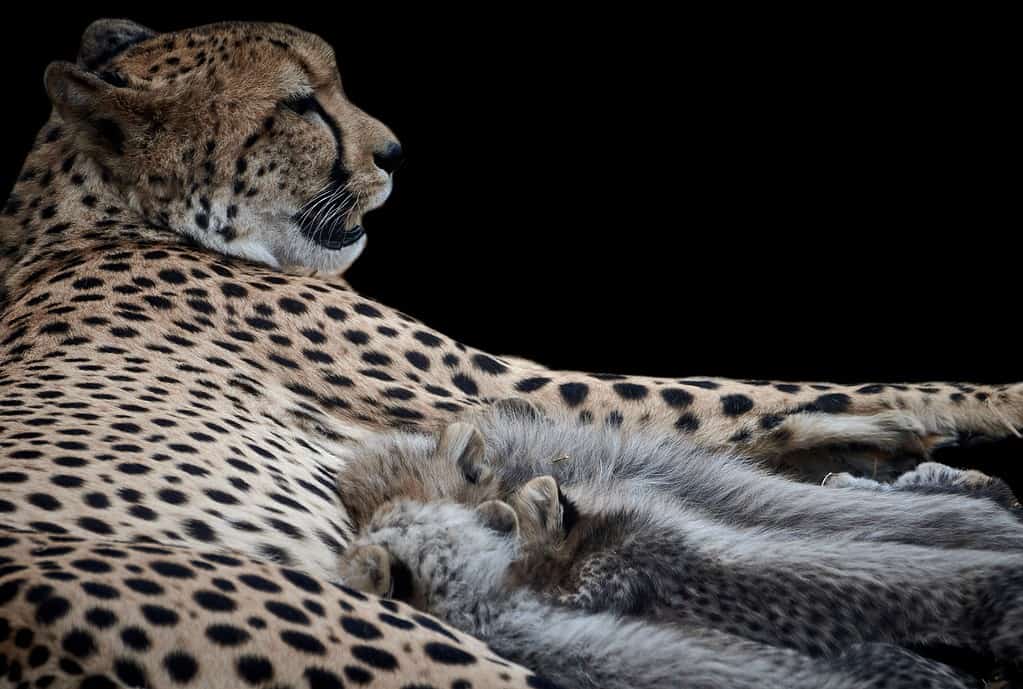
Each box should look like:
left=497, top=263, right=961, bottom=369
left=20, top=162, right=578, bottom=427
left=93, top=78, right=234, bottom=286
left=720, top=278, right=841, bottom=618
left=78, top=18, right=157, bottom=70
left=438, top=422, right=489, bottom=485
left=476, top=500, right=519, bottom=537
left=516, top=476, right=563, bottom=537
left=45, top=61, right=148, bottom=156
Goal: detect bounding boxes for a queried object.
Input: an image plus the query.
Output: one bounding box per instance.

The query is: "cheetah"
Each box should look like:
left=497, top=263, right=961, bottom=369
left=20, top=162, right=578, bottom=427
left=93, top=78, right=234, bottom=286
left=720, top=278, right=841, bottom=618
left=339, top=499, right=981, bottom=689
left=0, top=17, right=1021, bottom=689
left=336, top=400, right=1023, bottom=553
left=335, top=402, right=1023, bottom=683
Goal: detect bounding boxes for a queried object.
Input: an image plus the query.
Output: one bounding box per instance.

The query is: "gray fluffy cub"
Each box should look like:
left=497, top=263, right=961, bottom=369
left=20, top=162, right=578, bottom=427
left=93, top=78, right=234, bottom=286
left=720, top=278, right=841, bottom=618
left=336, top=400, right=1023, bottom=684
left=340, top=500, right=978, bottom=689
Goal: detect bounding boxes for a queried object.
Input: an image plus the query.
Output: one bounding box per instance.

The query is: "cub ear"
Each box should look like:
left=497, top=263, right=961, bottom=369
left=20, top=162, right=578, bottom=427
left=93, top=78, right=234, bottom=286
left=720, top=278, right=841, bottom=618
left=44, top=61, right=143, bottom=155
left=476, top=500, right=519, bottom=537
left=337, top=544, right=392, bottom=597
left=438, top=422, right=489, bottom=484
left=78, top=18, right=157, bottom=70
left=516, top=475, right=563, bottom=537
left=491, top=397, right=546, bottom=421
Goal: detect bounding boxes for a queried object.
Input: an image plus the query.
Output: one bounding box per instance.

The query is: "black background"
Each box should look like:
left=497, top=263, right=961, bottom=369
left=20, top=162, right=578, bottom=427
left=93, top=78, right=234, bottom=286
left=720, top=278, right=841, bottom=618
left=1, top=6, right=1016, bottom=384
left=4, top=14, right=1023, bottom=664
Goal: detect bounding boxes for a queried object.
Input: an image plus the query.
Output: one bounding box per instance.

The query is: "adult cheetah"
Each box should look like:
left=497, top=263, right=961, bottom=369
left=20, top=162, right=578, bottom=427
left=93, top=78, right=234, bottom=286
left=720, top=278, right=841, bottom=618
left=0, top=18, right=1020, bottom=689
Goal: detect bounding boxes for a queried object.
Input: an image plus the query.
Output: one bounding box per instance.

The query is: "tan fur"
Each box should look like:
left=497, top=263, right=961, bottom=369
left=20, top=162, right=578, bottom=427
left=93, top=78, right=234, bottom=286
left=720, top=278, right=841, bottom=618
left=1, top=18, right=1022, bottom=689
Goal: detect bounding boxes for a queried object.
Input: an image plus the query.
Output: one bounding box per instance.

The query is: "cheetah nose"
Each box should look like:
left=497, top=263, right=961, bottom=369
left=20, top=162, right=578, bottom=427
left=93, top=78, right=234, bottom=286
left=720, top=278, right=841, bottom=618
left=373, top=141, right=404, bottom=175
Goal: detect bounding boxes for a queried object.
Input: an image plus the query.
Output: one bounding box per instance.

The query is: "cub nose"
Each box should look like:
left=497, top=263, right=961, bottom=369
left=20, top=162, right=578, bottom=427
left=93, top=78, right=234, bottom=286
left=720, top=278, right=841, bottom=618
left=373, top=141, right=404, bottom=174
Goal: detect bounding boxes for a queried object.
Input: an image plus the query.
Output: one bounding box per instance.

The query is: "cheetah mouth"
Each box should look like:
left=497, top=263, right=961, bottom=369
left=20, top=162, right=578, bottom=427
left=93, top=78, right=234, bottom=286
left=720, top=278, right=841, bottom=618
left=294, top=206, right=366, bottom=251
left=302, top=222, right=365, bottom=251
left=294, top=178, right=369, bottom=251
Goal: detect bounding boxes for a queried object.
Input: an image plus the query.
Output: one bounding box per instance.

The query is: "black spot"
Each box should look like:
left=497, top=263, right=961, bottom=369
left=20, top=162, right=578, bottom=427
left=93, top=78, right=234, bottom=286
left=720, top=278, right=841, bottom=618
left=28, top=493, right=61, bottom=511
left=471, top=353, right=508, bottom=375
left=341, top=616, right=383, bottom=640
left=660, top=387, right=694, bottom=408
left=35, top=596, right=71, bottom=625
left=675, top=413, right=700, bottom=433
left=559, top=382, right=589, bottom=407
left=164, top=651, right=199, bottom=683
left=84, top=607, right=117, bottom=629
left=721, top=394, right=754, bottom=416
left=378, top=613, right=415, bottom=631
left=304, top=668, right=346, bottom=689
left=351, top=645, right=398, bottom=670
left=238, top=574, right=281, bottom=593
left=265, top=601, right=309, bottom=625
left=140, top=604, right=179, bottom=626
left=278, top=297, right=307, bottom=315
left=354, top=303, right=383, bottom=318
left=183, top=519, right=218, bottom=543
left=679, top=379, right=720, bottom=390
left=236, top=655, right=274, bottom=684
left=281, top=568, right=322, bottom=594
left=115, top=659, right=148, bottom=687
left=413, top=331, right=442, bottom=347
left=194, top=590, right=236, bottom=612
left=405, top=351, right=430, bottom=371
left=424, top=642, right=476, bottom=665
left=515, top=377, right=551, bottom=392
left=62, top=628, right=97, bottom=658
left=280, top=629, right=326, bottom=654
left=207, top=624, right=251, bottom=646
left=124, top=579, right=163, bottom=596
left=120, top=626, right=151, bottom=651
left=815, top=393, right=853, bottom=413
left=451, top=373, right=479, bottom=396
left=81, top=582, right=119, bottom=600
left=612, top=382, right=648, bottom=401
left=158, top=269, right=187, bottom=285
left=324, top=306, right=347, bottom=321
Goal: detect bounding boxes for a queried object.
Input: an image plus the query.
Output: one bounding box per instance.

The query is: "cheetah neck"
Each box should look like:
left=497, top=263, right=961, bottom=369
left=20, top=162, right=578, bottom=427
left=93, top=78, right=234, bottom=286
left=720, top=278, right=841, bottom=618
left=0, top=114, right=184, bottom=305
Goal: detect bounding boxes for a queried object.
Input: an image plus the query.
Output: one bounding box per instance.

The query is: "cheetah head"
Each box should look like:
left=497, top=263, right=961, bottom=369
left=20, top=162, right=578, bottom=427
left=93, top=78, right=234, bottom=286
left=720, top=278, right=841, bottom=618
left=44, top=19, right=401, bottom=275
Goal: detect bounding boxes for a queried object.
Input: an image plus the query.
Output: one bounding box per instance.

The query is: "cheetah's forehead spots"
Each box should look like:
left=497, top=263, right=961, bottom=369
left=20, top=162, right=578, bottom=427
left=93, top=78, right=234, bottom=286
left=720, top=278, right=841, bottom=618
left=103, top=21, right=336, bottom=95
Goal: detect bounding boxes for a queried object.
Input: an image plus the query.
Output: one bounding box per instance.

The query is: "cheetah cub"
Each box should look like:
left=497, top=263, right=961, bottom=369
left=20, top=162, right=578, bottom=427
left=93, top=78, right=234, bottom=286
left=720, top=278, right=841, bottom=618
left=335, top=399, right=1023, bottom=666
left=339, top=499, right=977, bottom=689
left=496, top=470, right=1023, bottom=663
left=337, top=398, right=1023, bottom=552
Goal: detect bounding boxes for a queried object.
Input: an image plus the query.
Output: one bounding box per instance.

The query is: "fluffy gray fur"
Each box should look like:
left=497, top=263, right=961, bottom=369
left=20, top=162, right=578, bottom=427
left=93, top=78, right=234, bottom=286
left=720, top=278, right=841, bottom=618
left=338, top=401, right=1023, bottom=551
left=335, top=402, right=1023, bottom=683
left=340, top=500, right=978, bottom=689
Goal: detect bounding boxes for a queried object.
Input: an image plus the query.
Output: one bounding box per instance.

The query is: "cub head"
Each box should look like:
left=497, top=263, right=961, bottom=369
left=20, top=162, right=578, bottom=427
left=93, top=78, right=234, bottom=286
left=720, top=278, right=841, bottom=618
left=44, top=19, right=401, bottom=274
left=336, top=421, right=502, bottom=535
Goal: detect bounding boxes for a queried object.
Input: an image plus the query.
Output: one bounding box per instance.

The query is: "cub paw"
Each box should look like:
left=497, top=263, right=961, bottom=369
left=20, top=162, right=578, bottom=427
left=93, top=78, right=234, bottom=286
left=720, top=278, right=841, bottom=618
left=896, top=462, right=1021, bottom=511
left=338, top=544, right=392, bottom=597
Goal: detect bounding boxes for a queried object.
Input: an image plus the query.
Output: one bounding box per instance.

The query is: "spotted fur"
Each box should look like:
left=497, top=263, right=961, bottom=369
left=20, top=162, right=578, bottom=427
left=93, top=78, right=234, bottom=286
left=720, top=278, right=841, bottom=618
left=1, top=17, right=1022, bottom=689
left=340, top=500, right=980, bottom=689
